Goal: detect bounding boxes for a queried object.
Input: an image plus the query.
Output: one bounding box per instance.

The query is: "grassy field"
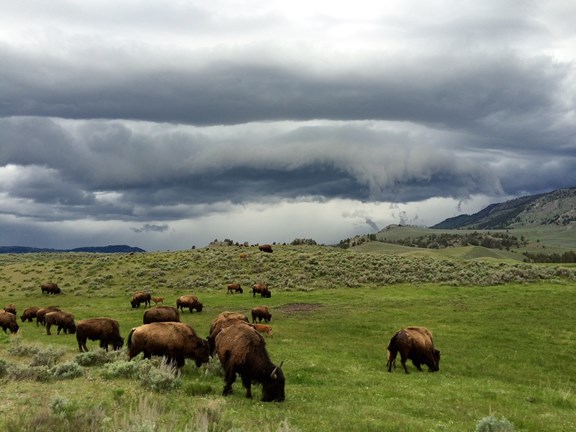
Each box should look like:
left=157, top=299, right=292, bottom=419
left=1, top=247, right=575, bottom=431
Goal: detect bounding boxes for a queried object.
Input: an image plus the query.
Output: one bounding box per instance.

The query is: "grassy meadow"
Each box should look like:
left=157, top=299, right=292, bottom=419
left=0, top=245, right=575, bottom=431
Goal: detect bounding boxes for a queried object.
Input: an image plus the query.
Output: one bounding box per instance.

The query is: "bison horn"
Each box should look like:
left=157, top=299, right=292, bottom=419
left=270, top=361, right=284, bottom=379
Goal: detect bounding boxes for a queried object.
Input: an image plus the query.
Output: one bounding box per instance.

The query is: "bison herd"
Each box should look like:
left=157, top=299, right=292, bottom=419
left=2, top=276, right=442, bottom=403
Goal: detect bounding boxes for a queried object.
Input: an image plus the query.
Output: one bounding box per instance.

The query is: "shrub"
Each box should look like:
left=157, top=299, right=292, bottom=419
left=101, top=359, right=142, bottom=379
left=50, top=361, right=84, bottom=379
left=475, top=415, right=515, bottom=432
left=0, top=358, right=7, bottom=378
left=75, top=349, right=120, bottom=367
left=139, top=358, right=181, bottom=392
left=30, top=346, right=66, bottom=367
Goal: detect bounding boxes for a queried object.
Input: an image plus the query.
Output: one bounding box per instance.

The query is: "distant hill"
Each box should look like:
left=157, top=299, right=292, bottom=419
left=0, top=245, right=146, bottom=254
left=431, top=187, right=576, bottom=230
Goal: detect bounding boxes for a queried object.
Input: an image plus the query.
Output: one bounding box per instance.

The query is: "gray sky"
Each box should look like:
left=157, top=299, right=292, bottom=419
left=1, top=0, right=575, bottom=250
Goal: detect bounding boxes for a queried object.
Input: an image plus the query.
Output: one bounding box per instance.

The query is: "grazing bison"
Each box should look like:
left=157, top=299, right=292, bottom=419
left=253, top=323, right=273, bottom=337
left=227, top=283, right=243, bottom=294
left=208, top=311, right=250, bottom=354
left=4, top=304, right=17, bottom=315
left=143, top=306, right=180, bottom=324
left=251, top=306, right=272, bottom=323
left=131, top=291, right=151, bottom=308
left=127, top=322, right=210, bottom=368
left=258, top=244, right=273, bottom=253
left=386, top=326, right=440, bottom=374
left=45, top=311, right=76, bottom=335
left=21, top=306, right=41, bottom=323
left=215, top=324, right=285, bottom=402
left=36, top=306, right=62, bottom=326
left=76, top=318, right=124, bottom=352
left=252, top=283, right=271, bottom=298
left=176, top=295, right=203, bottom=313
left=0, top=311, right=19, bottom=333
left=41, top=282, right=61, bottom=295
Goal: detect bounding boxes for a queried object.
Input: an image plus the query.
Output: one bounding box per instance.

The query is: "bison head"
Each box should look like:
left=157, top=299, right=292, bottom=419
left=194, top=339, right=211, bottom=367
left=262, top=362, right=285, bottom=402
left=429, top=349, right=441, bottom=372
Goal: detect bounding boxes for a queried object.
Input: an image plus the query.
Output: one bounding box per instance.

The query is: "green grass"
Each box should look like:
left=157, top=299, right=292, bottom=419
left=1, top=247, right=576, bottom=431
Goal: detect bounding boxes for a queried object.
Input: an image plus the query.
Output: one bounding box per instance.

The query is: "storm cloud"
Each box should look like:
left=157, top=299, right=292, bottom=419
left=1, top=0, right=575, bottom=250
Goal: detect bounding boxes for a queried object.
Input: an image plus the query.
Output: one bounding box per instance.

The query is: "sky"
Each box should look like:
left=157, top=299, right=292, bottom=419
left=1, top=0, right=575, bottom=251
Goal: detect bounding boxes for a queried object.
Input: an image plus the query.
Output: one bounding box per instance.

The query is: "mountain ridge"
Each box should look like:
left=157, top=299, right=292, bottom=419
left=0, top=245, right=146, bottom=254
left=431, top=187, right=576, bottom=230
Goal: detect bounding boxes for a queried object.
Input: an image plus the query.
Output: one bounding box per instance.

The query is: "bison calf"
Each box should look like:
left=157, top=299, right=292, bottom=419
left=386, top=326, right=440, bottom=374
left=76, top=318, right=124, bottom=352
left=216, top=323, right=285, bottom=402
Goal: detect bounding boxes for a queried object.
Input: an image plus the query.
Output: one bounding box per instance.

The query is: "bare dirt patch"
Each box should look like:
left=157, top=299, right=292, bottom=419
left=278, top=303, right=323, bottom=314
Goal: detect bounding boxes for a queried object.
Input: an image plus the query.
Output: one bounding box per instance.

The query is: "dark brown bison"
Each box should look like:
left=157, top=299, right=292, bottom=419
left=176, top=295, right=203, bottom=313
left=45, top=311, right=76, bottom=335
left=258, top=244, right=273, bottom=253
left=3, top=304, right=17, bottom=315
left=208, top=311, right=250, bottom=354
left=131, top=291, right=151, bottom=308
left=386, top=326, right=440, bottom=374
left=0, top=311, right=19, bottom=333
left=251, top=306, right=272, bottom=323
left=36, top=306, right=62, bottom=326
left=127, top=322, right=210, bottom=368
left=76, top=318, right=124, bottom=352
left=252, top=283, right=271, bottom=298
left=227, top=283, right=243, bottom=294
left=215, top=323, right=285, bottom=402
left=20, top=306, right=40, bottom=323
left=143, top=306, right=180, bottom=324
left=41, top=282, right=61, bottom=295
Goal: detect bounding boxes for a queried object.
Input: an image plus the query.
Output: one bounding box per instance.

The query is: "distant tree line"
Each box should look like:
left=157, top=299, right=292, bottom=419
left=381, top=231, right=527, bottom=250
left=523, top=251, right=576, bottom=263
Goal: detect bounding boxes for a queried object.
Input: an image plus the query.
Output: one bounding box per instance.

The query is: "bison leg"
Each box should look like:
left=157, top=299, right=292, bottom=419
left=400, top=354, right=410, bottom=374
left=46, top=324, right=52, bottom=335
left=241, top=375, right=253, bottom=399
left=386, top=350, right=397, bottom=372
left=222, top=368, right=237, bottom=396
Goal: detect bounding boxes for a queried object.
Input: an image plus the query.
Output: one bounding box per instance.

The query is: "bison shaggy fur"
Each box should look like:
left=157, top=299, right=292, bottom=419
left=227, top=283, right=243, bottom=294
left=386, top=326, right=440, bottom=373
left=35, top=306, right=62, bottom=327
left=128, top=322, right=210, bottom=368
left=143, top=306, right=180, bottom=324
left=41, top=282, right=61, bottom=295
left=131, top=291, right=151, bottom=308
left=45, top=311, right=76, bottom=335
left=76, top=318, right=124, bottom=352
left=208, top=311, right=250, bottom=354
left=20, top=306, right=40, bottom=323
left=251, top=306, right=272, bottom=323
left=216, top=323, right=285, bottom=402
left=252, top=283, right=271, bottom=298
left=0, top=311, right=19, bottom=333
left=176, top=295, right=203, bottom=313
left=258, top=244, right=273, bottom=253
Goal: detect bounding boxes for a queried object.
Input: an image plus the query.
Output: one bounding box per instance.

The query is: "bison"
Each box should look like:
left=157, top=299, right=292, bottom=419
left=0, top=311, right=19, bottom=333
left=252, top=283, right=271, bottom=298
left=227, top=283, right=243, bottom=294
left=151, top=296, right=164, bottom=305
left=143, top=306, right=180, bottom=324
left=3, top=304, right=17, bottom=315
left=215, top=323, right=285, bottom=402
left=127, top=322, right=210, bottom=368
left=176, top=295, right=203, bottom=313
left=41, top=282, right=61, bottom=295
left=76, top=318, right=124, bottom=352
left=252, top=323, right=273, bottom=337
left=386, top=326, right=440, bottom=374
left=45, top=311, right=76, bottom=335
left=131, top=291, right=151, bottom=308
left=21, top=306, right=41, bottom=323
left=258, top=244, right=273, bottom=253
left=208, top=311, right=250, bottom=354
left=35, top=306, right=62, bottom=326
left=251, top=306, right=272, bottom=323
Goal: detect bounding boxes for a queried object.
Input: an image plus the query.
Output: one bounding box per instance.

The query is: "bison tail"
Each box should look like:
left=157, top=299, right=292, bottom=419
left=127, top=327, right=136, bottom=349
